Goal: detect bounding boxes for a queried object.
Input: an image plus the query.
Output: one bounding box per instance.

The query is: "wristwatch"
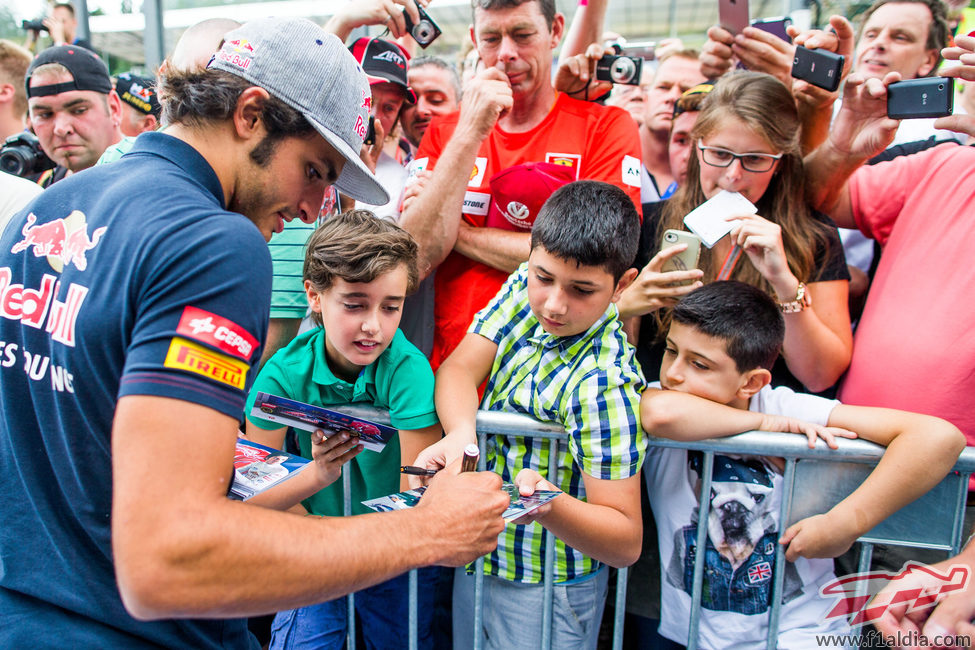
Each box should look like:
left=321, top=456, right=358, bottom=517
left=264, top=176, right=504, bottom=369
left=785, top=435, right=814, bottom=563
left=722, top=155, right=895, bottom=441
left=778, top=282, right=811, bottom=313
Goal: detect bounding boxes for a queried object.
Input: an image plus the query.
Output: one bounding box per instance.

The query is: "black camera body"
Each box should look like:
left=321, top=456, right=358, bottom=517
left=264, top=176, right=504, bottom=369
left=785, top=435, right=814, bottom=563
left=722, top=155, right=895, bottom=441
left=22, top=19, right=49, bottom=32
left=595, top=54, right=643, bottom=86
left=403, top=5, right=441, bottom=49
left=0, top=132, right=56, bottom=178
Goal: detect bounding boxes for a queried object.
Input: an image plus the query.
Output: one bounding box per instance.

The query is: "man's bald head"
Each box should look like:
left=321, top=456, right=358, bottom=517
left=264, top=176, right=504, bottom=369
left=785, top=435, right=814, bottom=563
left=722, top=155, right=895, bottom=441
left=168, top=18, right=242, bottom=73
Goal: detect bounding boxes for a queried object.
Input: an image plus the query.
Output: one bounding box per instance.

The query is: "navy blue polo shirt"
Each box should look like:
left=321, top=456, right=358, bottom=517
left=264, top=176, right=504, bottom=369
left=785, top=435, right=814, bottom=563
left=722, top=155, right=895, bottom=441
left=0, top=132, right=268, bottom=648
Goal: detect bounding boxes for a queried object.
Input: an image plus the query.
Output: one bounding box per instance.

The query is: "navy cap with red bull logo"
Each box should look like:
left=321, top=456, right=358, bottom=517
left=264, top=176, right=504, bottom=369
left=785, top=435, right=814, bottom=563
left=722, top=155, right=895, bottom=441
left=349, top=37, right=417, bottom=104
left=25, top=45, right=113, bottom=98
left=115, top=72, right=161, bottom=117
left=207, top=17, right=388, bottom=206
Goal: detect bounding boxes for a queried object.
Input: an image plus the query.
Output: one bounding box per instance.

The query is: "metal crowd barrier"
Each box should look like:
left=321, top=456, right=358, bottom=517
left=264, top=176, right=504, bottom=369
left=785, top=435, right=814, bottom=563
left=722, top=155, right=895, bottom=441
left=646, top=431, right=975, bottom=650
left=339, top=406, right=626, bottom=650
left=335, top=406, right=975, bottom=650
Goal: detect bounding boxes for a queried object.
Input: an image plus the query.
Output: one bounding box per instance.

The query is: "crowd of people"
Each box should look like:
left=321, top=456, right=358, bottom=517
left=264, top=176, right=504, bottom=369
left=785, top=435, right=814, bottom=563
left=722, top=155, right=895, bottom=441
left=1, top=0, right=974, bottom=648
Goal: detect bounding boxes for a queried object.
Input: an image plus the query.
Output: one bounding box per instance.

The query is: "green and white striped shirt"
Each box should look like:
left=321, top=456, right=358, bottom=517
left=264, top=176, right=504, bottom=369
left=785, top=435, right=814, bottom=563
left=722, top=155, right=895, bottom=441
left=471, top=264, right=647, bottom=583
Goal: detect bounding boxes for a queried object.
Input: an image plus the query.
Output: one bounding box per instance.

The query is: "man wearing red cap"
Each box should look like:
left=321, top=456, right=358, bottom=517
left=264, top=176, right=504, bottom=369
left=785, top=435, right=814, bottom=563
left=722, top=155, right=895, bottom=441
left=399, top=0, right=642, bottom=370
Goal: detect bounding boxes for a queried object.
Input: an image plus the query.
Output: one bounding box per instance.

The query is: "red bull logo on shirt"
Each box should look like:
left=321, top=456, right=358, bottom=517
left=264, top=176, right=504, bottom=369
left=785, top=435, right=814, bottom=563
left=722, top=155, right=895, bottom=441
left=11, top=211, right=107, bottom=273
left=0, top=269, right=88, bottom=347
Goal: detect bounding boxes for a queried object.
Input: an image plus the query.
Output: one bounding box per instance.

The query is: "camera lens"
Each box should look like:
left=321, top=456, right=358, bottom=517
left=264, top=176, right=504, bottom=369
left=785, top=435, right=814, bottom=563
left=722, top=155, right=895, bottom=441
left=610, top=57, right=636, bottom=84
left=414, top=21, right=433, bottom=42
left=939, top=84, right=945, bottom=90
left=0, top=149, right=29, bottom=176
left=665, top=233, right=677, bottom=242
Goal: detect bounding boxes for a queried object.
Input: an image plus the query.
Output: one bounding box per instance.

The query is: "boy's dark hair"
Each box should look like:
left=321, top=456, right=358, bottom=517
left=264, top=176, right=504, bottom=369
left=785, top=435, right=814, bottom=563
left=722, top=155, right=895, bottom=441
left=671, top=281, right=785, bottom=373
left=530, top=180, right=639, bottom=282
left=303, top=210, right=420, bottom=325
left=472, top=0, right=556, bottom=30
left=159, top=68, right=315, bottom=165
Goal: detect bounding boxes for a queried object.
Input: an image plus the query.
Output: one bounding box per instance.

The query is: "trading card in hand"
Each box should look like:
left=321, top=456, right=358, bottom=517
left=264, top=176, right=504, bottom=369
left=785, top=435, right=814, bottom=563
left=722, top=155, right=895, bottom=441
left=250, top=392, right=396, bottom=452
left=363, top=483, right=561, bottom=521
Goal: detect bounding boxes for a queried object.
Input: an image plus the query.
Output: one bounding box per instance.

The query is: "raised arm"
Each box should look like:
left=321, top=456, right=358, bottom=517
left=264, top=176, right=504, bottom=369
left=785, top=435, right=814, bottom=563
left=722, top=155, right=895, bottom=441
left=111, top=395, right=508, bottom=620
left=399, top=68, right=512, bottom=278
left=556, top=0, right=609, bottom=66
left=323, top=0, right=421, bottom=42
left=780, top=405, right=965, bottom=560
left=804, top=72, right=901, bottom=228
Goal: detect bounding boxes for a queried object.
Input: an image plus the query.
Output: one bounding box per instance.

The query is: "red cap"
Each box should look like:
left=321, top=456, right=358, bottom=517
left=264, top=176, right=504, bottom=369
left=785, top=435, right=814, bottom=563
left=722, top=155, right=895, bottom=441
left=486, top=162, right=576, bottom=231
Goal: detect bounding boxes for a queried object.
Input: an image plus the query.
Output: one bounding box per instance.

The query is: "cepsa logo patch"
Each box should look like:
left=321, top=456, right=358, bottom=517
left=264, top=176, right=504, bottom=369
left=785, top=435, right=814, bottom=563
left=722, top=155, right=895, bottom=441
left=176, top=306, right=257, bottom=360
left=164, top=338, right=248, bottom=390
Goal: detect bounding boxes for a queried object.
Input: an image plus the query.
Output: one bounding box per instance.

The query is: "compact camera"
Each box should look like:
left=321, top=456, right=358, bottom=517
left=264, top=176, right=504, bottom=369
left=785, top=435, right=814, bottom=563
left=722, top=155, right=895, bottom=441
left=22, top=19, right=49, bottom=32
left=0, top=132, right=56, bottom=178
left=595, top=54, right=643, bottom=86
left=403, top=5, right=442, bottom=49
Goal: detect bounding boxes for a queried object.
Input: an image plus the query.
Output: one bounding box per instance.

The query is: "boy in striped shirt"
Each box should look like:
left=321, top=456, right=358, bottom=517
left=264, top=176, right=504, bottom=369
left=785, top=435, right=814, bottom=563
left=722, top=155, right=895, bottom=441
left=413, top=180, right=647, bottom=649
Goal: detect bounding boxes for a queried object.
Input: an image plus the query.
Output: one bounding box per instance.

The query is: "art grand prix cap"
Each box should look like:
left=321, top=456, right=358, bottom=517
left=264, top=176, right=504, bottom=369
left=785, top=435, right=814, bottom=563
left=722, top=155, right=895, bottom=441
left=25, top=45, right=113, bottom=98
left=115, top=72, right=161, bottom=117
left=349, top=37, right=416, bottom=104
left=208, top=17, right=388, bottom=205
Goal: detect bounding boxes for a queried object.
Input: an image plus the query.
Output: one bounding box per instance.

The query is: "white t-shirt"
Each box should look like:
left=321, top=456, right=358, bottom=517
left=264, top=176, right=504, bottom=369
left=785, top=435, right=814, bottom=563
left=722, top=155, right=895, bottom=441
left=0, top=171, right=42, bottom=235
left=357, top=151, right=409, bottom=223
left=644, top=383, right=851, bottom=649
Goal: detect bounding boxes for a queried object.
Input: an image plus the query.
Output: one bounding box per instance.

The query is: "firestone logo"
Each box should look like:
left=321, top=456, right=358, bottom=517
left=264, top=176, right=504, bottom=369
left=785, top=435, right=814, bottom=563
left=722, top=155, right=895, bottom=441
left=820, top=561, right=970, bottom=628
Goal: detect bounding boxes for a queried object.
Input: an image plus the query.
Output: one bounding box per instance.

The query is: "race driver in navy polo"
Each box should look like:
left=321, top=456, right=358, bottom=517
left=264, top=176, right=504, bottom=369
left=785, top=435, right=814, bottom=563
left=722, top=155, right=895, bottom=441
left=0, top=16, right=508, bottom=649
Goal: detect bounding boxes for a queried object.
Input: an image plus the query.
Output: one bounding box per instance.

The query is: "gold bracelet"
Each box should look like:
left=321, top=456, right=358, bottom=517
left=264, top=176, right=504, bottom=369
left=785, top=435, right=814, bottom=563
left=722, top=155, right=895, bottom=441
left=778, top=282, right=811, bottom=313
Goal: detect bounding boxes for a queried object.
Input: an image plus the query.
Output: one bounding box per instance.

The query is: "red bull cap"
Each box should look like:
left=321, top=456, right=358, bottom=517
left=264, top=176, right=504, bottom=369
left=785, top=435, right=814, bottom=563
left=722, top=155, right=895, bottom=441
left=207, top=17, right=388, bottom=206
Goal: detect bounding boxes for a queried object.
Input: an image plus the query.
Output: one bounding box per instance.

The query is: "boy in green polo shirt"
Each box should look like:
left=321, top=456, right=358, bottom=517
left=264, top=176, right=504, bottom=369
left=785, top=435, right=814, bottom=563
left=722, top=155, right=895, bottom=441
left=243, top=209, right=442, bottom=650
left=413, top=181, right=647, bottom=650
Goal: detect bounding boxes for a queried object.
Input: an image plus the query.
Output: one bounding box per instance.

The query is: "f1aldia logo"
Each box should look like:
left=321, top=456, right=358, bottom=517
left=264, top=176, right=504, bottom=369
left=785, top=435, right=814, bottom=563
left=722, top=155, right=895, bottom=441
left=11, top=210, right=107, bottom=273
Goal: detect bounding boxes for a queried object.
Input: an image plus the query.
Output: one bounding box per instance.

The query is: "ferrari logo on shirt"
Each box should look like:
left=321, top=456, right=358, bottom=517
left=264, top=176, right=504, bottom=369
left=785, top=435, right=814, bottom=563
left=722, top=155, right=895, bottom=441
left=545, top=153, right=581, bottom=180
left=164, top=337, right=248, bottom=389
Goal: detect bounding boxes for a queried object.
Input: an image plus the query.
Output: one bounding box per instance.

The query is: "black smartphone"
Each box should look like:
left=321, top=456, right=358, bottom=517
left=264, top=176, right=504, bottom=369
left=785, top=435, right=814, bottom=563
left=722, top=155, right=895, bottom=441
left=887, top=77, right=954, bottom=119
left=403, top=5, right=442, bottom=48
left=791, top=45, right=844, bottom=92
left=364, top=116, right=376, bottom=146
left=751, top=16, right=793, bottom=43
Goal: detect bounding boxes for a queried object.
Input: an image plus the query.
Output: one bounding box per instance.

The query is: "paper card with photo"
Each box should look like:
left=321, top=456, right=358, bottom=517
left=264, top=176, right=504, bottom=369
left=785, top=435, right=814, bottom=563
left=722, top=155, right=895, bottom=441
left=250, top=392, right=396, bottom=452
left=682, top=190, right=757, bottom=248
left=230, top=438, right=311, bottom=501
left=363, top=483, right=561, bottom=521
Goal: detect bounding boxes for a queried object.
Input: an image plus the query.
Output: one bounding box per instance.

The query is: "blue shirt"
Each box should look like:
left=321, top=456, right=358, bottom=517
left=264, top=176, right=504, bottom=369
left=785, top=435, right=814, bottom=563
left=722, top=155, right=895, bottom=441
left=0, top=132, right=267, bottom=648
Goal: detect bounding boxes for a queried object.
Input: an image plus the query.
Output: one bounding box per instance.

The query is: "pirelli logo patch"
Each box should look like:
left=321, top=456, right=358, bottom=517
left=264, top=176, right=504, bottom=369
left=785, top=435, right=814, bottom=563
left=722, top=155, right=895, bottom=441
left=164, top=337, right=248, bottom=390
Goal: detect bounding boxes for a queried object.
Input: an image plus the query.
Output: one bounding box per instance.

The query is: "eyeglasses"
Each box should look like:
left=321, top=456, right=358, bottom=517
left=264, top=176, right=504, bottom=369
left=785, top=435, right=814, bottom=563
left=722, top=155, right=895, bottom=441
left=697, top=144, right=783, bottom=173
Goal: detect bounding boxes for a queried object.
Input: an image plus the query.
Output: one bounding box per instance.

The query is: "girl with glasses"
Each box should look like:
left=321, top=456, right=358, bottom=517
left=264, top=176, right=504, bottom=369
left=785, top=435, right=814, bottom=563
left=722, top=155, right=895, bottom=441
left=620, top=71, right=852, bottom=395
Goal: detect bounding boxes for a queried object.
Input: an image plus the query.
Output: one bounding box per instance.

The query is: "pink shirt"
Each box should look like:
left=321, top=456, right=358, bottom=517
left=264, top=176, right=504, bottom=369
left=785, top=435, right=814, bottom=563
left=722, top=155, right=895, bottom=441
left=843, top=144, right=975, bottom=450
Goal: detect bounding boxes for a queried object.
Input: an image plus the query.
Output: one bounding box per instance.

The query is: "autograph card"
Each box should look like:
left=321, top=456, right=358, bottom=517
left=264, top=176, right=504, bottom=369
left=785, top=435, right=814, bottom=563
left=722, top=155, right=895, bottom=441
left=363, top=483, right=561, bottom=522
left=682, top=190, right=757, bottom=248
left=250, top=392, right=396, bottom=453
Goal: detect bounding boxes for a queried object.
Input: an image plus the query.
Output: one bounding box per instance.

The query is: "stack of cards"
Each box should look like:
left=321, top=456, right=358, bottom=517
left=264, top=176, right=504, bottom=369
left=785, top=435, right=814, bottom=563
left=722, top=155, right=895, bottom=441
left=363, top=483, right=561, bottom=522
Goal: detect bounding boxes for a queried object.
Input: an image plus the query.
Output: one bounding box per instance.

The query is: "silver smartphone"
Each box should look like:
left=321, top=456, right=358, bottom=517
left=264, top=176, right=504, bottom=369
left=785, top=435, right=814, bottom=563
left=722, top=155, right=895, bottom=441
left=661, top=230, right=702, bottom=284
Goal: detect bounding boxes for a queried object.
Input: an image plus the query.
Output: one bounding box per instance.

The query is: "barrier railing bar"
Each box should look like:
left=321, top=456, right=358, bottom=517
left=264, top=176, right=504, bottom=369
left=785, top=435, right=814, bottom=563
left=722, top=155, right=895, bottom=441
left=612, top=567, right=628, bottom=650
left=473, top=435, right=488, bottom=650
left=343, top=469, right=356, bottom=650
left=686, top=451, right=714, bottom=650
left=951, top=478, right=969, bottom=555
left=766, top=457, right=797, bottom=648
left=408, top=569, right=418, bottom=650
left=540, top=436, right=560, bottom=650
